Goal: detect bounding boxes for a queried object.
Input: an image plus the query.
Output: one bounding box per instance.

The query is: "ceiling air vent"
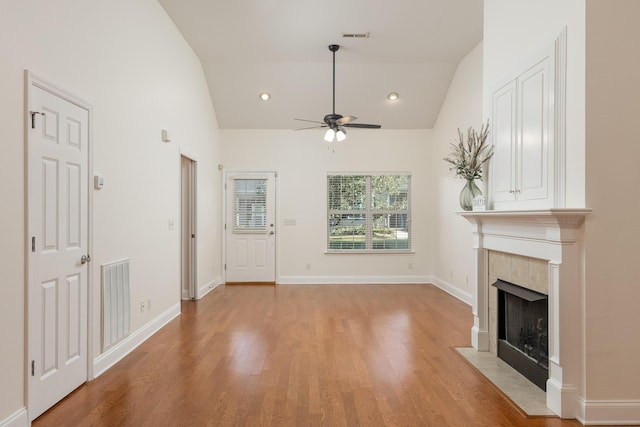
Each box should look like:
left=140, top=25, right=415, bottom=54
left=341, top=32, right=370, bottom=38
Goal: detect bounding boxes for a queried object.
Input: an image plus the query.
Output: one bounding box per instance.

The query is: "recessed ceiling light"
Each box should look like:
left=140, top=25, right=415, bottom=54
left=259, top=92, right=271, bottom=101
left=388, top=92, right=399, bottom=101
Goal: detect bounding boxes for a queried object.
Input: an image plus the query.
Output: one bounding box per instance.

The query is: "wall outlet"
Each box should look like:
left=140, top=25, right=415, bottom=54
left=305, top=263, right=311, bottom=270
left=147, top=298, right=151, bottom=311
left=408, top=262, right=413, bottom=270
left=140, top=300, right=145, bottom=313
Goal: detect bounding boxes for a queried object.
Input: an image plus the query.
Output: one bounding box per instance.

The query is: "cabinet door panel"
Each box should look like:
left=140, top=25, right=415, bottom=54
left=490, top=80, right=517, bottom=203
left=517, top=58, right=549, bottom=201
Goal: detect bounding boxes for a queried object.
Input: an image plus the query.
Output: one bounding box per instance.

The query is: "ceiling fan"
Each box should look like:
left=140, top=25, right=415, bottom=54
left=295, top=44, right=381, bottom=142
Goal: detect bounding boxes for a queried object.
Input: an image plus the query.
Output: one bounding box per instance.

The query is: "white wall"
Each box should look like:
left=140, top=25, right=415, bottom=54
left=431, top=42, right=484, bottom=302
left=221, top=129, right=434, bottom=283
left=584, top=0, right=640, bottom=403
left=0, top=0, right=222, bottom=422
left=483, top=0, right=586, bottom=208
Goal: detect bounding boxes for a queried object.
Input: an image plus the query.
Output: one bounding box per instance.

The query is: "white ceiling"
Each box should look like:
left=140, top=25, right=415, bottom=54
left=158, top=0, right=483, bottom=130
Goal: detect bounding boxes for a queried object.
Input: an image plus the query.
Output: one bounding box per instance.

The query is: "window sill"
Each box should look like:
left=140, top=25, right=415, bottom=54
left=324, top=250, right=415, bottom=255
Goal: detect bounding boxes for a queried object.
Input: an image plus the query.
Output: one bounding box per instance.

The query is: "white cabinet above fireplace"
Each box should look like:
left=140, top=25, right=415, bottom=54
left=489, top=31, right=566, bottom=211
left=491, top=56, right=553, bottom=209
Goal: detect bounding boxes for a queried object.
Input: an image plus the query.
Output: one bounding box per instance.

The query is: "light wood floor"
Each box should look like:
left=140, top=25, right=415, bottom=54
left=34, top=284, right=584, bottom=426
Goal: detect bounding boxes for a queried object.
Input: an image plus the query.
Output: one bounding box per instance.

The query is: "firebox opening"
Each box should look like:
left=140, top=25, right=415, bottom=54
left=493, top=279, right=549, bottom=391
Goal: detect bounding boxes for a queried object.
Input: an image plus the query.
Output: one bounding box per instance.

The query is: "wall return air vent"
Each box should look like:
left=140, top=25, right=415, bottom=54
left=341, top=32, right=370, bottom=38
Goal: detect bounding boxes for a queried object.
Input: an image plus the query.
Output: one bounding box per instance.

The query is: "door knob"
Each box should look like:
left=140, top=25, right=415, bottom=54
left=269, top=231, right=275, bottom=235
left=81, top=254, right=91, bottom=264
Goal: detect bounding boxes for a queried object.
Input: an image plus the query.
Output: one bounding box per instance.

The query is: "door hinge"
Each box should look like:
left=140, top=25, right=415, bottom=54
left=191, top=234, right=195, bottom=238
left=29, top=111, right=45, bottom=129
left=31, top=236, right=35, bottom=252
left=224, top=264, right=226, bottom=271
left=31, top=360, right=35, bottom=376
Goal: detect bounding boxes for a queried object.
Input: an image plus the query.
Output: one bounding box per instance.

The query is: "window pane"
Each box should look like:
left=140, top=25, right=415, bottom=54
left=371, top=175, right=409, bottom=210
left=233, top=179, right=267, bottom=233
left=328, top=175, right=366, bottom=210
left=328, top=213, right=366, bottom=250
left=372, top=213, right=409, bottom=249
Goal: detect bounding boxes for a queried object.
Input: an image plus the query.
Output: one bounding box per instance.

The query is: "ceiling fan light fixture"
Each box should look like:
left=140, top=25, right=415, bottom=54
left=324, top=128, right=336, bottom=142
left=336, top=129, right=347, bottom=142
left=259, top=92, right=271, bottom=101
left=387, top=92, right=399, bottom=101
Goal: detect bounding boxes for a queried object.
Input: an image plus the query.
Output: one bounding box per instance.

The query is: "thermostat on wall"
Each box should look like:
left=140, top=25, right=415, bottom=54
left=94, top=174, right=104, bottom=190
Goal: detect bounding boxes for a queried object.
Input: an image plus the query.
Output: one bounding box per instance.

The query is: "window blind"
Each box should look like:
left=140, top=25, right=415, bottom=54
left=327, top=174, right=411, bottom=251
left=233, top=178, right=267, bottom=233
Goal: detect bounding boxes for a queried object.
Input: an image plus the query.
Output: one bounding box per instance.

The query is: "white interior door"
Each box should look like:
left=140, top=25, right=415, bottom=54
left=225, top=172, right=276, bottom=283
left=181, top=155, right=197, bottom=299
left=27, top=78, right=89, bottom=420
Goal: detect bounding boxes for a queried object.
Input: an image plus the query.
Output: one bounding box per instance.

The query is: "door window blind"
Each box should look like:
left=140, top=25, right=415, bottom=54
left=233, top=178, right=267, bottom=233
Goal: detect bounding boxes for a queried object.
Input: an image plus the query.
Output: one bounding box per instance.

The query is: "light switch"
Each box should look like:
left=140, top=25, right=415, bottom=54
left=94, top=174, right=104, bottom=190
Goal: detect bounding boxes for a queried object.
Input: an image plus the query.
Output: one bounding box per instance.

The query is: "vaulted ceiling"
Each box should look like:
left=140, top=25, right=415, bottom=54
left=158, top=0, right=483, bottom=130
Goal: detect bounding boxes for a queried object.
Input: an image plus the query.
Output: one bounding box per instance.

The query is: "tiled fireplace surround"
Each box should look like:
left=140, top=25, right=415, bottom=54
left=460, top=209, right=590, bottom=418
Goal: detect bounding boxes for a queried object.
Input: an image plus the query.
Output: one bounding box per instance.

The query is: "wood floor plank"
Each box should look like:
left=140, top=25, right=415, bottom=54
left=33, top=284, right=586, bottom=427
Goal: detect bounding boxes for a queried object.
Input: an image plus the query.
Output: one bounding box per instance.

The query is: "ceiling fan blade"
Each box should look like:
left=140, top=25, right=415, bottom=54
left=294, top=118, right=325, bottom=124
left=294, top=125, right=328, bottom=131
left=343, top=123, right=382, bottom=129
left=336, top=115, right=357, bottom=125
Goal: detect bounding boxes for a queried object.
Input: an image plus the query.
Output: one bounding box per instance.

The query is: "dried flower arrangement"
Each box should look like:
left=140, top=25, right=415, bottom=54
left=443, top=121, right=493, bottom=181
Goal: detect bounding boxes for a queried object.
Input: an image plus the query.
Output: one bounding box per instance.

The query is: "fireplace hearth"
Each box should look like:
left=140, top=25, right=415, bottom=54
left=493, top=279, right=548, bottom=390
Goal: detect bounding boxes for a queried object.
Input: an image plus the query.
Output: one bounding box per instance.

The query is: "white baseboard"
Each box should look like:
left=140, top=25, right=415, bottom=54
left=0, top=408, right=27, bottom=427
left=197, top=276, right=223, bottom=300
left=430, top=277, right=472, bottom=305
left=577, top=399, right=640, bottom=425
left=277, top=275, right=431, bottom=285
left=92, top=303, right=180, bottom=378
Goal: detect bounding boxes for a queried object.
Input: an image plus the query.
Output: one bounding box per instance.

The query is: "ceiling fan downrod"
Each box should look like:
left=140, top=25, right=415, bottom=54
left=329, top=44, right=339, bottom=116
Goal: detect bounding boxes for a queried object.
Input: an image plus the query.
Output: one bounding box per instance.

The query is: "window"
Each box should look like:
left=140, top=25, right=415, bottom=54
left=233, top=178, right=267, bottom=233
left=327, top=174, right=411, bottom=251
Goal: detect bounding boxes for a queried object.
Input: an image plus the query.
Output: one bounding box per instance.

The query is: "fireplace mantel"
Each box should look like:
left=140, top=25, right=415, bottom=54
left=458, top=208, right=591, bottom=418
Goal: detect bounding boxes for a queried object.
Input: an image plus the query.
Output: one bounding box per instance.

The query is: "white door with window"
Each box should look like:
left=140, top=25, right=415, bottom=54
left=27, top=77, right=90, bottom=420
left=225, top=172, right=276, bottom=283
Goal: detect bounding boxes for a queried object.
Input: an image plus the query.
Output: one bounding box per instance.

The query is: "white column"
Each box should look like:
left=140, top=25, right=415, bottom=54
left=546, top=239, right=582, bottom=418
left=470, top=221, right=489, bottom=351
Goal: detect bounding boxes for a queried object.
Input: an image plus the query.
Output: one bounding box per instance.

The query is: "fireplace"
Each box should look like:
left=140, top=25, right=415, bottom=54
left=459, top=209, right=590, bottom=418
left=493, top=279, right=548, bottom=390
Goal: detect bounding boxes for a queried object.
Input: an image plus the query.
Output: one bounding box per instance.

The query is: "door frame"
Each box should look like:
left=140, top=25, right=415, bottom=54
left=180, top=150, right=197, bottom=300
left=222, top=169, right=278, bottom=284
left=25, top=71, right=95, bottom=417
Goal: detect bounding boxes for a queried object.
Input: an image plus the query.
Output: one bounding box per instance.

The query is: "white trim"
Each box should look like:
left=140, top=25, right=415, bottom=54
left=0, top=408, right=28, bottom=427
left=553, top=27, right=567, bottom=208
left=277, top=275, right=430, bottom=285
left=577, top=399, right=640, bottom=425
left=430, top=277, right=473, bottom=306
left=197, top=277, right=223, bottom=300
left=179, top=148, right=198, bottom=162
left=92, top=303, right=180, bottom=378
